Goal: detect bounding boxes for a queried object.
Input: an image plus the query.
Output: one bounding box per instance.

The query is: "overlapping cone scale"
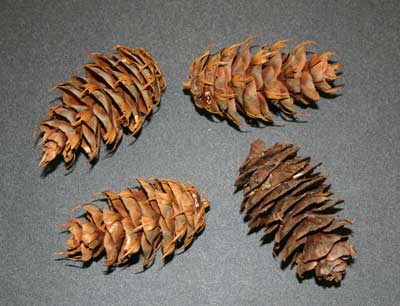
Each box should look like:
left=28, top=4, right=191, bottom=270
left=38, top=46, right=166, bottom=168
left=59, top=178, right=209, bottom=269
left=184, top=36, right=342, bottom=126
left=235, top=140, right=355, bottom=283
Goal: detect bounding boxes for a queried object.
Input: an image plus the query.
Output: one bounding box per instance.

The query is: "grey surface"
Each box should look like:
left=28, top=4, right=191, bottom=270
left=1, top=0, right=399, bottom=305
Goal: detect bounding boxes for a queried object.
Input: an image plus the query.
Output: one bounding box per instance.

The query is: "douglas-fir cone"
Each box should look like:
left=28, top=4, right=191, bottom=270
left=37, top=46, right=166, bottom=168
left=184, top=36, right=342, bottom=126
left=235, top=140, right=355, bottom=283
left=59, top=178, right=209, bottom=268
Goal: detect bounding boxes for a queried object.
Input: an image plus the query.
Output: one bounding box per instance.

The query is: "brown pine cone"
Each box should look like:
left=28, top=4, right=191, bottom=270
left=58, top=178, right=209, bottom=269
left=37, top=46, right=166, bottom=168
left=183, top=36, right=342, bottom=126
left=235, top=140, right=355, bottom=283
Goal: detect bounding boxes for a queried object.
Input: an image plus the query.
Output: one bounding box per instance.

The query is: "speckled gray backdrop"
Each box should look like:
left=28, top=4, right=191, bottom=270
left=1, top=0, right=399, bottom=305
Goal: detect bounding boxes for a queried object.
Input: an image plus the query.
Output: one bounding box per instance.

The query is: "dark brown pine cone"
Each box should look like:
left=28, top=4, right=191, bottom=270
left=235, top=140, right=355, bottom=283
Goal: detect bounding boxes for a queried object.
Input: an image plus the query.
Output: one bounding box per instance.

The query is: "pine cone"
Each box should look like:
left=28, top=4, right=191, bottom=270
left=183, top=36, right=342, bottom=126
left=59, top=178, right=209, bottom=269
left=37, top=46, right=166, bottom=168
left=235, top=140, right=355, bottom=283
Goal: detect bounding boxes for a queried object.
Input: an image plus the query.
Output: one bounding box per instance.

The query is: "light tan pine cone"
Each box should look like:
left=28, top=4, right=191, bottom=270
left=235, top=140, right=355, bottom=283
left=37, top=46, right=166, bottom=168
left=58, top=178, right=209, bottom=269
left=184, top=36, right=342, bottom=126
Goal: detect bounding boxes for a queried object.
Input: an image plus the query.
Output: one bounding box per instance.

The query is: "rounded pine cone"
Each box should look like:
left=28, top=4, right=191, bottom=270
left=59, top=178, right=209, bottom=269
left=235, top=140, right=355, bottom=283
left=183, top=36, right=342, bottom=126
left=38, top=46, right=166, bottom=168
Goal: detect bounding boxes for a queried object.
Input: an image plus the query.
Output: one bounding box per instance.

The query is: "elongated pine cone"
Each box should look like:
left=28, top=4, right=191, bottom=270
left=38, top=46, right=166, bottom=168
left=183, top=36, right=342, bottom=126
left=235, top=140, right=355, bottom=283
left=59, top=178, right=209, bottom=268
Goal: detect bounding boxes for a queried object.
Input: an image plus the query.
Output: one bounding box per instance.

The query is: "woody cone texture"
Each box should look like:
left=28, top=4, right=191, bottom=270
left=38, top=46, right=166, bottom=168
left=183, top=36, right=342, bottom=126
left=235, top=140, right=355, bottom=283
left=59, top=178, right=209, bottom=268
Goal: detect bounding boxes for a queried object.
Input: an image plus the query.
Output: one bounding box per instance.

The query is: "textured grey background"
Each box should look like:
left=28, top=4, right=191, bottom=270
left=1, top=0, right=399, bottom=305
